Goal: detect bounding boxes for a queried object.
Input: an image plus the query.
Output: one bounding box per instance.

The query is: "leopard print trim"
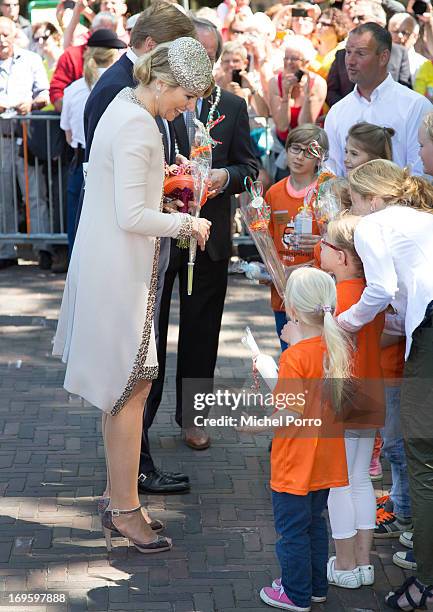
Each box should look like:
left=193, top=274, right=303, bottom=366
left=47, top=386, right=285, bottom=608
left=110, top=236, right=161, bottom=416
left=111, top=88, right=165, bottom=415
left=177, top=214, right=193, bottom=240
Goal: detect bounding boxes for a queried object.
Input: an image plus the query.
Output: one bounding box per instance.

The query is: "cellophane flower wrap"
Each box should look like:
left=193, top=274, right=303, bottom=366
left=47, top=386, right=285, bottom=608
left=239, top=178, right=287, bottom=300
left=307, top=176, right=346, bottom=236
left=187, top=118, right=212, bottom=296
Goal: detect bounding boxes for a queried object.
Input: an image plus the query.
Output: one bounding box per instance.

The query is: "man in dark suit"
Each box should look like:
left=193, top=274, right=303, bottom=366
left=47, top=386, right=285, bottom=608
left=326, top=3, right=411, bottom=107
left=139, top=18, right=259, bottom=466
left=81, top=1, right=196, bottom=494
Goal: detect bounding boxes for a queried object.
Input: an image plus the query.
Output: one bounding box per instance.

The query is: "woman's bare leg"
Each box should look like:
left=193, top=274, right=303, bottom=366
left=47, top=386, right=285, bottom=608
left=104, top=380, right=157, bottom=543
left=101, top=413, right=110, bottom=499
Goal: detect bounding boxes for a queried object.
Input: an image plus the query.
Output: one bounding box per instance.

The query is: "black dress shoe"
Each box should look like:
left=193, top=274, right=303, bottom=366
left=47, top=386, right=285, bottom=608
left=154, top=468, right=189, bottom=483
left=138, top=470, right=190, bottom=494
left=0, top=258, right=18, bottom=270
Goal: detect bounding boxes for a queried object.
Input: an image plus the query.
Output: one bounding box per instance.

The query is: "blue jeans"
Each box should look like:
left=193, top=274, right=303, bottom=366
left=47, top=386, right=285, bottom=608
left=380, top=386, right=411, bottom=519
left=274, top=310, right=288, bottom=352
left=67, top=162, right=84, bottom=258
left=272, top=489, right=329, bottom=608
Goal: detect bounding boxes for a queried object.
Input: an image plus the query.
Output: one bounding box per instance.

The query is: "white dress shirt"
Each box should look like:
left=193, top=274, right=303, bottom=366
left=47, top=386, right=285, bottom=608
left=338, top=206, right=433, bottom=360
left=60, top=77, right=90, bottom=148
left=407, top=47, right=428, bottom=83
left=324, top=74, right=433, bottom=177
left=0, top=47, right=49, bottom=108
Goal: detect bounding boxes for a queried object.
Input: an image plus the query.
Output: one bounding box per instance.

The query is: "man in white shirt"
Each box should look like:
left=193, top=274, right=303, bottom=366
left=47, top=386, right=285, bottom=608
left=324, top=22, right=432, bottom=177
left=0, top=16, right=50, bottom=268
left=388, top=12, right=427, bottom=83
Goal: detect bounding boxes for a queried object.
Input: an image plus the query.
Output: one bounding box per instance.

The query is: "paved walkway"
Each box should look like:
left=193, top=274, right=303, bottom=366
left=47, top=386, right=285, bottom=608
left=0, top=263, right=410, bottom=611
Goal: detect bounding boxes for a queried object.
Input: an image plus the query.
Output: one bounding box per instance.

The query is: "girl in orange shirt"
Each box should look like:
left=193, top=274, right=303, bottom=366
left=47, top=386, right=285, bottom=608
left=320, top=215, right=385, bottom=590
left=260, top=267, right=352, bottom=612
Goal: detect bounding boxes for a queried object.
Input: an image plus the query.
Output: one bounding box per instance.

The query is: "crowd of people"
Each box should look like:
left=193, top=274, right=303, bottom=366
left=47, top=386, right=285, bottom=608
left=1, top=0, right=433, bottom=611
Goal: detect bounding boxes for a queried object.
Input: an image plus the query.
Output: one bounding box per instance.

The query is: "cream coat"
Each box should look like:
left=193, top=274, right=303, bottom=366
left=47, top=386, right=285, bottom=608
left=53, top=89, right=187, bottom=414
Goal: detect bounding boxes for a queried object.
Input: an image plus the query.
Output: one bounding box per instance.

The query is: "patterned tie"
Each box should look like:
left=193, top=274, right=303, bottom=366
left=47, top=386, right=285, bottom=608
left=184, top=110, right=196, bottom=147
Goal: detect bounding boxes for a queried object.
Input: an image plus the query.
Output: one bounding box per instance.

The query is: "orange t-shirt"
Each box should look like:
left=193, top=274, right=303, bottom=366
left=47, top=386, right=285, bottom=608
left=266, top=177, right=320, bottom=312
left=380, top=340, right=405, bottom=385
left=271, top=336, right=348, bottom=495
left=336, top=278, right=385, bottom=428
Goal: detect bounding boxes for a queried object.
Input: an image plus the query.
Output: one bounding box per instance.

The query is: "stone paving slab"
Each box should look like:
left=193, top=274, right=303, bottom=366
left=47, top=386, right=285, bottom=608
left=0, top=263, right=410, bottom=611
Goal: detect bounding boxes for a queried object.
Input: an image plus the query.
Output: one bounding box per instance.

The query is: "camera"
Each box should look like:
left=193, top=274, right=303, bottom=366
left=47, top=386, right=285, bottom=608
left=232, top=69, right=243, bottom=85
left=412, top=0, right=431, bottom=15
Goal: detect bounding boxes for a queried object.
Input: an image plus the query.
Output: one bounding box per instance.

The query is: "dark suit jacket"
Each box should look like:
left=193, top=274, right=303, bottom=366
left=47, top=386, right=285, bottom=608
left=326, top=43, right=412, bottom=108
left=83, top=53, right=175, bottom=163
left=173, top=89, right=259, bottom=261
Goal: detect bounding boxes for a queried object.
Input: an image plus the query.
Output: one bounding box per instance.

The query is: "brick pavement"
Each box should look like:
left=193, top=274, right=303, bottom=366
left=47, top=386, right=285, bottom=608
left=0, top=263, right=411, bottom=612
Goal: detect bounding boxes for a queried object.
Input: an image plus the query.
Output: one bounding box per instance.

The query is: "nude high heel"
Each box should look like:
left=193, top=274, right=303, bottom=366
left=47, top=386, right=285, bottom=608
left=98, top=497, right=164, bottom=532
left=101, top=506, right=171, bottom=554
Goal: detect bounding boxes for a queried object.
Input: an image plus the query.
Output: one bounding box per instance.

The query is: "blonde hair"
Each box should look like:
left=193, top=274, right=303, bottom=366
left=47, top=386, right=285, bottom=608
left=347, top=122, right=394, bottom=162
left=284, top=35, right=317, bottom=63
left=422, top=112, right=433, bottom=142
left=349, top=159, right=433, bottom=214
left=285, top=267, right=352, bottom=411
left=221, top=41, right=248, bottom=61
left=83, top=47, right=119, bottom=89
left=134, top=43, right=214, bottom=97
left=326, top=214, right=364, bottom=277
left=130, top=1, right=195, bottom=50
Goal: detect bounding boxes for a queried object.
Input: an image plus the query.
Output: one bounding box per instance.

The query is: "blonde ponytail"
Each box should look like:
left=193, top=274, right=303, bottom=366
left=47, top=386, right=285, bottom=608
left=349, top=159, right=433, bottom=213
left=83, top=47, right=119, bottom=89
left=285, top=268, right=352, bottom=411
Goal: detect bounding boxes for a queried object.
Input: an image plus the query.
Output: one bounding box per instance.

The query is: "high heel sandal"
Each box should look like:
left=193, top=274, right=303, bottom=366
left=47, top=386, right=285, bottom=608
left=385, top=576, right=433, bottom=610
left=101, top=506, right=172, bottom=554
left=97, top=497, right=164, bottom=532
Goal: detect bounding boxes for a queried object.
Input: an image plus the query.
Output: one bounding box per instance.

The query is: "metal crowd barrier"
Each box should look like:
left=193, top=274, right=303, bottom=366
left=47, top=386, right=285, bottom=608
left=0, top=113, right=68, bottom=247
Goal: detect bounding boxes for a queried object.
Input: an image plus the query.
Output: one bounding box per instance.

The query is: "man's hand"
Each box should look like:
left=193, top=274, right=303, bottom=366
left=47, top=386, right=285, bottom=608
left=207, top=168, right=229, bottom=199
left=15, top=101, right=32, bottom=115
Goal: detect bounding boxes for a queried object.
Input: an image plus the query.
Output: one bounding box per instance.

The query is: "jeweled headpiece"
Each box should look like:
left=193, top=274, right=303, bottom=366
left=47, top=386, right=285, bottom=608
left=167, top=37, right=213, bottom=97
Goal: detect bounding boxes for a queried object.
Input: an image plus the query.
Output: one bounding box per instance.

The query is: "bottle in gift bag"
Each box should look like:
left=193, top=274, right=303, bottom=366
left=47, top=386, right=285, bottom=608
left=293, top=206, right=313, bottom=250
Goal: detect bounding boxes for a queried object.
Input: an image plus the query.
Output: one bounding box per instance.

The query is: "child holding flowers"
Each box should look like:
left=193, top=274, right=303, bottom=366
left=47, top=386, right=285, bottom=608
left=265, top=124, right=329, bottom=350
left=259, top=267, right=351, bottom=612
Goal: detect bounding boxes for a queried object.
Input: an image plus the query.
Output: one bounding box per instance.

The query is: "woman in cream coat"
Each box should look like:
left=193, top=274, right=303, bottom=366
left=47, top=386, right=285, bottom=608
left=53, top=38, right=213, bottom=554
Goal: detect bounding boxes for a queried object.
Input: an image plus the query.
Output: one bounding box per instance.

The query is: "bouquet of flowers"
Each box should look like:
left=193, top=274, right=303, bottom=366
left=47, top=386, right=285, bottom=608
left=239, top=178, right=287, bottom=300
left=164, top=163, right=208, bottom=213
left=187, top=118, right=213, bottom=295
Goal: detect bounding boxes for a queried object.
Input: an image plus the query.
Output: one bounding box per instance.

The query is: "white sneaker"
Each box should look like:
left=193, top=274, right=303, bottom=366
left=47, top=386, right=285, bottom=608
left=327, top=556, right=362, bottom=589
left=358, top=564, right=375, bottom=585
left=399, top=531, right=414, bottom=549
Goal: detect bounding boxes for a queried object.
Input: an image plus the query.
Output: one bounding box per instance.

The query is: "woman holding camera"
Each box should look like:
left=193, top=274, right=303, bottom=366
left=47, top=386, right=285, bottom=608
left=268, top=35, right=327, bottom=179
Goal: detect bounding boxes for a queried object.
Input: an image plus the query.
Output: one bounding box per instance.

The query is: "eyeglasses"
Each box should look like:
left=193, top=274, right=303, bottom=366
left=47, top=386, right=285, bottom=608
left=33, top=32, right=51, bottom=41
left=389, top=29, right=412, bottom=38
left=321, top=238, right=343, bottom=253
left=288, top=143, right=317, bottom=159
left=285, top=55, right=303, bottom=62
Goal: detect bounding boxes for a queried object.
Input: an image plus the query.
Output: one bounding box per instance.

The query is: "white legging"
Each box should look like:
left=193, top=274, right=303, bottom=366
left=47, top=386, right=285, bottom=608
left=328, top=430, right=376, bottom=539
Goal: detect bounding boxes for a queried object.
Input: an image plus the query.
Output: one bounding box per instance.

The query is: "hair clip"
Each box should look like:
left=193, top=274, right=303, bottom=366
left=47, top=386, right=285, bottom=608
left=315, top=304, right=332, bottom=314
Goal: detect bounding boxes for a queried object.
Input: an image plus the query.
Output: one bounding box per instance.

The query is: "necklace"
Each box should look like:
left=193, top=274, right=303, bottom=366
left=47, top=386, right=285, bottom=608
left=174, top=86, right=221, bottom=156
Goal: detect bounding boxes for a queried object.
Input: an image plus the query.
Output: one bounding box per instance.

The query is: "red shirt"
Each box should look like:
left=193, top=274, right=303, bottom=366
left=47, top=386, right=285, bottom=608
left=49, top=44, right=86, bottom=104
